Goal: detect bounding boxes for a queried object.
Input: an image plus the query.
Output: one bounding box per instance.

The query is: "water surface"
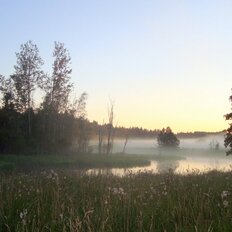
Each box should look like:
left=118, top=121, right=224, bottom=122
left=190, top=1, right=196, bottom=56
left=88, top=134, right=232, bottom=176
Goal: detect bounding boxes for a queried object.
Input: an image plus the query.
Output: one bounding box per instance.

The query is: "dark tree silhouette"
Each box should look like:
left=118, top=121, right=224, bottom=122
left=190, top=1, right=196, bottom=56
left=39, top=42, right=74, bottom=151
left=44, top=41, right=73, bottom=113
left=72, top=92, right=89, bottom=153
left=0, top=41, right=90, bottom=154
left=11, top=41, right=45, bottom=136
left=157, top=127, right=180, bottom=147
left=224, top=92, right=232, bottom=155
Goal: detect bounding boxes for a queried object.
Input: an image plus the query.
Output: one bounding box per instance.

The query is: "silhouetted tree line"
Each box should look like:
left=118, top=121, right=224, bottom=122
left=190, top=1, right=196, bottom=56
left=89, top=121, right=159, bottom=139
left=1, top=41, right=225, bottom=155
left=0, top=41, right=88, bottom=154
left=89, top=122, right=222, bottom=140
left=177, top=131, right=223, bottom=138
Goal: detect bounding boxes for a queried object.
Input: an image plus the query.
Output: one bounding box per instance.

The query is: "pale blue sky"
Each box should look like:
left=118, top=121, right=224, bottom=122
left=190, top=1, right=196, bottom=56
left=1, top=1, right=232, bottom=132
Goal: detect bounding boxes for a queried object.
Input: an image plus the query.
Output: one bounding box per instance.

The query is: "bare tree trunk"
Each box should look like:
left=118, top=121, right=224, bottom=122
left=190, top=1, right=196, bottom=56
left=106, top=102, right=114, bottom=154
left=122, top=134, right=129, bottom=154
left=98, top=125, right=103, bottom=154
left=106, top=124, right=112, bottom=154
left=28, top=85, right=31, bottom=137
left=28, top=105, right=31, bottom=137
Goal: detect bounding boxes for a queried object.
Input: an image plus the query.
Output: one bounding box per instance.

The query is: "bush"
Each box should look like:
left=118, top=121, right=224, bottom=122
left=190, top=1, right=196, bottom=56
left=157, top=127, right=180, bottom=147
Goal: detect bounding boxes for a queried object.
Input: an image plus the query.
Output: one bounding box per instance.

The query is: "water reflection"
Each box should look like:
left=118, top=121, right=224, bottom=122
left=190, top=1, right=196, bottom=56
left=86, top=162, right=158, bottom=176
left=87, top=135, right=232, bottom=175
left=86, top=156, right=232, bottom=176
left=176, top=158, right=232, bottom=174
left=156, top=159, right=179, bottom=174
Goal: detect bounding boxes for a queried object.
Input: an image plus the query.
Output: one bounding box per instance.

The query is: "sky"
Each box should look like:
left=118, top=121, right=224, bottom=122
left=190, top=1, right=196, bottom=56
left=0, top=0, right=232, bottom=132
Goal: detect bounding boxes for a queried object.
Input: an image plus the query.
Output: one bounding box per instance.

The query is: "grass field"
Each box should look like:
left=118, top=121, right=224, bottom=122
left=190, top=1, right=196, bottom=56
left=1, top=151, right=231, bottom=231
left=1, top=170, right=232, bottom=231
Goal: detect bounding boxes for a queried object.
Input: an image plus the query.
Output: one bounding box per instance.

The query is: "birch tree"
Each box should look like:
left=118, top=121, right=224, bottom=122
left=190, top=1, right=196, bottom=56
left=11, top=41, right=44, bottom=136
left=45, top=42, right=73, bottom=112
left=41, top=42, right=73, bottom=148
left=0, top=75, right=15, bottom=109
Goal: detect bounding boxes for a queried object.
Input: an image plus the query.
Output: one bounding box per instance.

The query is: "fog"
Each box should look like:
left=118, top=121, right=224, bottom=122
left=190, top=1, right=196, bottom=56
left=88, top=133, right=232, bottom=175
left=105, top=134, right=225, bottom=154
left=179, top=134, right=225, bottom=150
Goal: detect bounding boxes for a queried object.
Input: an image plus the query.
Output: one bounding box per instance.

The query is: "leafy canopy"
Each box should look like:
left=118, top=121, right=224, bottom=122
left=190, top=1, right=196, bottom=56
left=224, top=92, right=232, bottom=155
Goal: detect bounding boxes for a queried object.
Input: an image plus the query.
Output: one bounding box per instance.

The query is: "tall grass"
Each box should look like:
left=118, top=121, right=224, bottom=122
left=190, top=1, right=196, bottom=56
left=1, top=170, right=232, bottom=231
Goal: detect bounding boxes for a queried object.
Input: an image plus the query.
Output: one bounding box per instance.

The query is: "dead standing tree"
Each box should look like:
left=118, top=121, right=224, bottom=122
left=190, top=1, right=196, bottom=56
left=122, top=133, right=129, bottom=154
left=106, top=101, right=114, bottom=154
left=98, top=121, right=103, bottom=154
left=97, top=101, right=115, bottom=155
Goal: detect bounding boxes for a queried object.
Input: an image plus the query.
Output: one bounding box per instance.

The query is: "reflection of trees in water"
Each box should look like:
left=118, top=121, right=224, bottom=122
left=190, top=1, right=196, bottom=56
left=156, top=160, right=179, bottom=174
left=156, top=147, right=183, bottom=173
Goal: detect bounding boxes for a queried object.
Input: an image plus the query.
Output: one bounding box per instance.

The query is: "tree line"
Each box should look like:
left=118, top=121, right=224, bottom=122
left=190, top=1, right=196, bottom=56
left=0, top=41, right=88, bottom=154
left=0, top=39, right=181, bottom=156
left=1, top=40, right=230, bottom=155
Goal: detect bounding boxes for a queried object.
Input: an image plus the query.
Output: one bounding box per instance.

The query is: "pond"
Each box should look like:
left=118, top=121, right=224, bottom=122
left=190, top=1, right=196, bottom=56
left=86, top=155, right=232, bottom=176
left=87, top=134, right=232, bottom=176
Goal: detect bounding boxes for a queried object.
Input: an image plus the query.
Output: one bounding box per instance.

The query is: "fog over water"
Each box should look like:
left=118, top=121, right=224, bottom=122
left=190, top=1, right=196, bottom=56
left=98, top=134, right=225, bottom=154
left=89, top=133, right=232, bottom=175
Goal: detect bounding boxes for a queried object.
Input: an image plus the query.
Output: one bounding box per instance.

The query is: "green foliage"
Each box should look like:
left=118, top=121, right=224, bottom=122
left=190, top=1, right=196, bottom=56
left=157, top=127, right=180, bottom=147
left=0, top=108, right=26, bottom=153
left=0, top=41, right=88, bottom=154
left=11, top=40, right=44, bottom=111
left=224, top=92, right=232, bottom=155
left=44, top=41, right=73, bottom=113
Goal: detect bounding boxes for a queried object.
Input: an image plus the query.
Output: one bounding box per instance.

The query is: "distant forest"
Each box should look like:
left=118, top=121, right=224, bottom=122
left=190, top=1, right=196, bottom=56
left=89, top=121, right=222, bottom=139
left=0, top=41, right=223, bottom=155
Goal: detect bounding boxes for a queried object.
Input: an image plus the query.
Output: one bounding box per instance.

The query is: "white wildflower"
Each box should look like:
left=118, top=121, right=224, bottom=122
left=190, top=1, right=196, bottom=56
left=23, top=209, right=27, bottom=216
left=223, top=200, right=229, bottom=208
left=111, top=187, right=125, bottom=195
left=203, top=193, right=210, bottom=197
left=19, top=209, right=28, bottom=220
left=47, top=174, right=52, bottom=179
left=47, top=169, right=58, bottom=180
left=20, top=212, right=24, bottom=219
left=221, top=191, right=230, bottom=199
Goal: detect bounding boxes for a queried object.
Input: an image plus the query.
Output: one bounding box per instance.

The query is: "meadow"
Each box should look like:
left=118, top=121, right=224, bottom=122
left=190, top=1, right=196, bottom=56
left=1, top=169, right=232, bottom=231
left=1, top=140, right=232, bottom=231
